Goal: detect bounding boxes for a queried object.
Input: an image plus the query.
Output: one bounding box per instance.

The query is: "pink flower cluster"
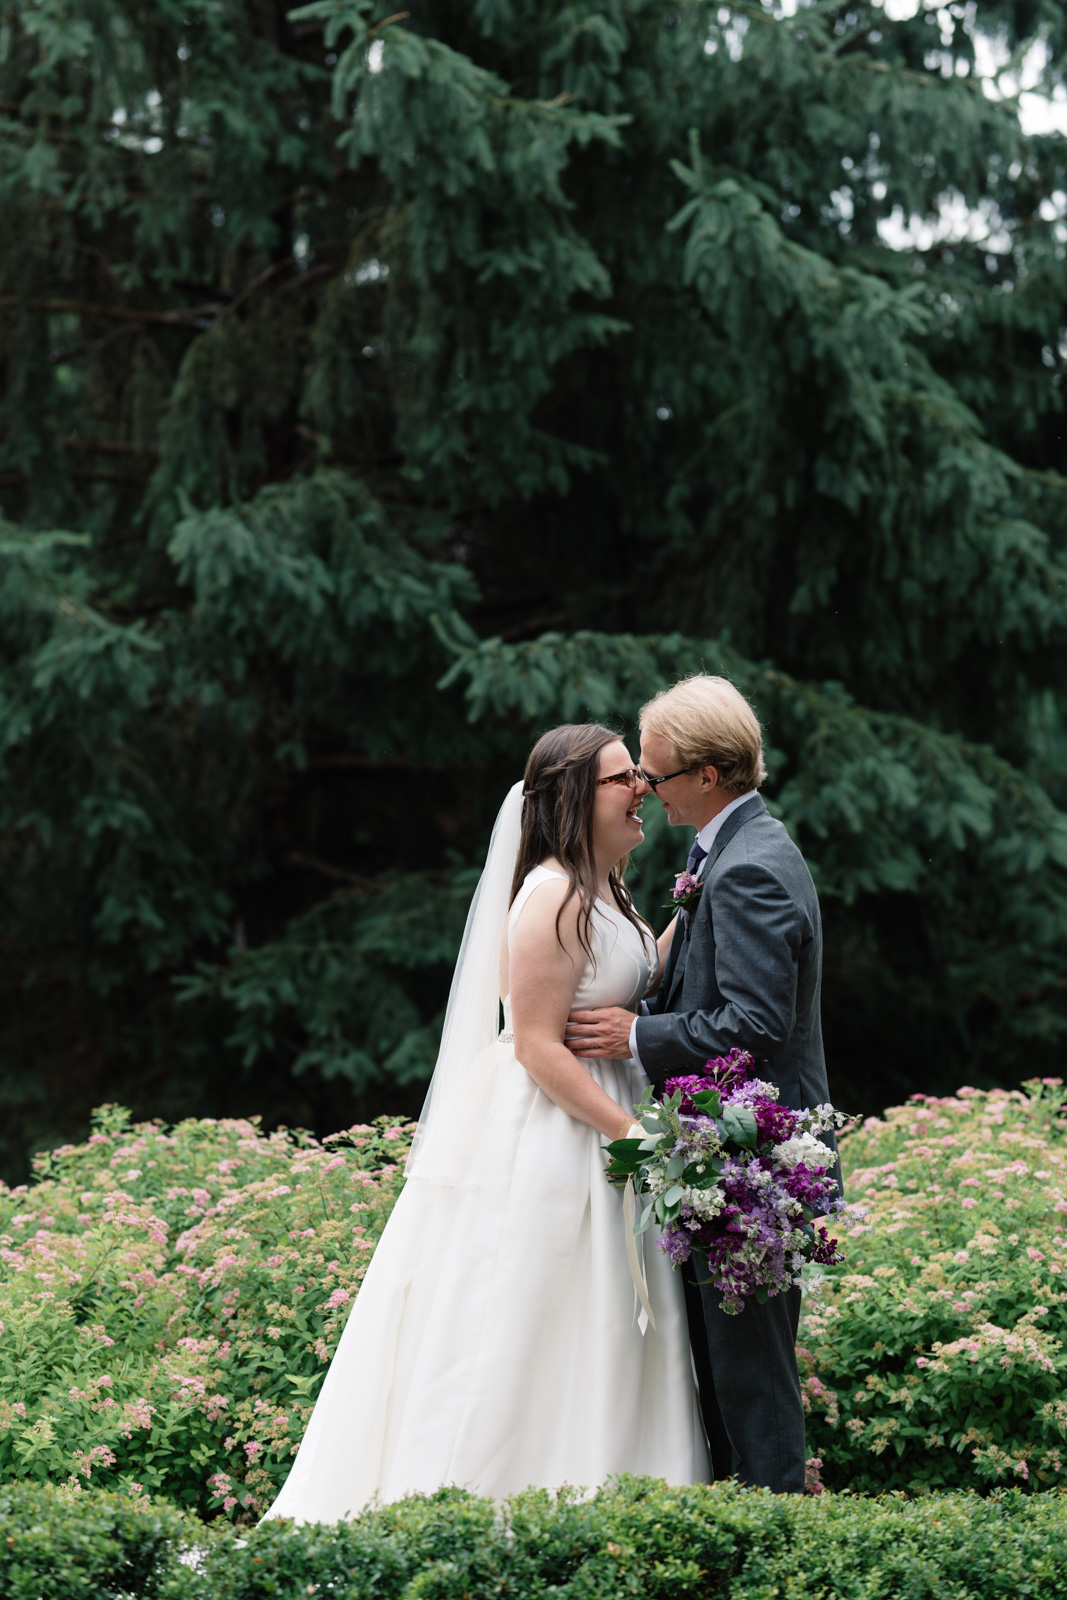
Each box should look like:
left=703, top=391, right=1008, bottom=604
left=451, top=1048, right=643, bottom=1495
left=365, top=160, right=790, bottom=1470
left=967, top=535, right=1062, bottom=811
left=0, top=1108, right=413, bottom=1518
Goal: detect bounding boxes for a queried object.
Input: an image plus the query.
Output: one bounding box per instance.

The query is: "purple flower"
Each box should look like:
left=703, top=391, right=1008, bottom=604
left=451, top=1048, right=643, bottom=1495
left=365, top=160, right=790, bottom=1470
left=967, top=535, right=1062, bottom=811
left=663, top=1075, right=717, bottom=1115
left=671, top=871, right=701, bottom=901
left=782, top=1164, right=834, bottom=1209
left=749, top=1099, right=799, bottom=1146
left=810, top=1225, right=841, bottom=1265
left=703, top=1049, right=758, bottom=1096
left=659, top=1229, right=693, bottom=1266
left=664, top=1049, right=760, bottom=1112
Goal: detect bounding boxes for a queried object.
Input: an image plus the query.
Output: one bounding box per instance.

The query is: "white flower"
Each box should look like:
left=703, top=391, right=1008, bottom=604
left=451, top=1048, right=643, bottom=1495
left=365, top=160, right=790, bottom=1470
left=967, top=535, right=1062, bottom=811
left=685, top=1187, right=725, bottom=1220
left=771, top=1131, right=830, bottom=1172
left=797, top=1103, right=845, bottom=1133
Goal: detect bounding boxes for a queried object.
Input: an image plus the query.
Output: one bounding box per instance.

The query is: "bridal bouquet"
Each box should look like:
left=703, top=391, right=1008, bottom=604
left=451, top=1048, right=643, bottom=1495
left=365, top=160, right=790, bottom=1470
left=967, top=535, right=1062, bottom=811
left=606, top=1049, right=850, bottom=1314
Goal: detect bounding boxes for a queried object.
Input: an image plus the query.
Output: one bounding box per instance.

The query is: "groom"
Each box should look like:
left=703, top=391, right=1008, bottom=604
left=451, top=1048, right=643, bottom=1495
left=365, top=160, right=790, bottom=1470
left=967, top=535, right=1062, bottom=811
left=566, top=673, right=835, bottom=1495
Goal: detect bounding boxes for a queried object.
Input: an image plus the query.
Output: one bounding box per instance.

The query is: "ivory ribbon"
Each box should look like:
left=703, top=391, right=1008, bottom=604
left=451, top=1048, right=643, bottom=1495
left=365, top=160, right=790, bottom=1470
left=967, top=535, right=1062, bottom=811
left=624, top=1175, right=656, bottom=1335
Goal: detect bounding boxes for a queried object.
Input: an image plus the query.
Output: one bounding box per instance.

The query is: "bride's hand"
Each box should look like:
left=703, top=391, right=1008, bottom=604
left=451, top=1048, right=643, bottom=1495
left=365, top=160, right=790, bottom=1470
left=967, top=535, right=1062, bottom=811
left=608, top=1115, right=644, bottom=1143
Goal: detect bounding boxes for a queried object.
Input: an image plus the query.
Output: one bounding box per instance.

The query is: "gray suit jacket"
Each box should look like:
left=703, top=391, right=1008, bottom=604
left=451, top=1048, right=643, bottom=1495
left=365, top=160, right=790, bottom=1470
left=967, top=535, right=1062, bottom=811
left=635, top=796, right=832, bottom=1127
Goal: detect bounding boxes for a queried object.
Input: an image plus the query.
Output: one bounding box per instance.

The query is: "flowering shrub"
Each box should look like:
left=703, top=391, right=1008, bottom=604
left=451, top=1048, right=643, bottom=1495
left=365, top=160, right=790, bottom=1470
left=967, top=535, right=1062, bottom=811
left=800, top=1078, right=1067, bottom=1492
left=0, top=1106, right=411, bottom=1518
left=7, top=1080, right=1066, bottom=1518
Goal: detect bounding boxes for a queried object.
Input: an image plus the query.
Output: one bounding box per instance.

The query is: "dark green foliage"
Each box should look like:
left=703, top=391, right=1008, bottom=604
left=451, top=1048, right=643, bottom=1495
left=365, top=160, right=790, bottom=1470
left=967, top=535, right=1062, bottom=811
left=5, top=1478, right=1067, bottom=1599
left=4, top=1, right=1067, bottom=1172
left=0, top=1485, right=202, bottom=1600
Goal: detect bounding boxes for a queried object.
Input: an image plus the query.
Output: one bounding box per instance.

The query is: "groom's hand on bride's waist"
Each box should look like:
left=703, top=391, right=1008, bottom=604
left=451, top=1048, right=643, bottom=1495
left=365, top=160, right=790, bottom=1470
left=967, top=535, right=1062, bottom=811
left=566, top=1007, right=634, bottom=1060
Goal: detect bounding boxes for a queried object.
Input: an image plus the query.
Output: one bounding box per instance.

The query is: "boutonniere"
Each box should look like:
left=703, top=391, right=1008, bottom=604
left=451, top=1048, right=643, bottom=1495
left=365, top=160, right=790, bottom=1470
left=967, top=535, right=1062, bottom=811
left=663, top=870, right=703, bottom=915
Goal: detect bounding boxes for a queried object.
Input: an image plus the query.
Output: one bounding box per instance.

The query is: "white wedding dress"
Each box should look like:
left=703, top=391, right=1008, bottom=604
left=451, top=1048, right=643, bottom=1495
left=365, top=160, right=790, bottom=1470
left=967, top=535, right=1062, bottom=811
left=264, top=861, right=708, bottom=1522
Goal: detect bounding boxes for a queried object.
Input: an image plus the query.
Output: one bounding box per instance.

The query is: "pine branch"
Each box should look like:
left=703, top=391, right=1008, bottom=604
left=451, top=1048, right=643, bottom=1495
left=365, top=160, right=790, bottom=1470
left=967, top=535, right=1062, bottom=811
left=0, top=298, right=224, bottom=326
left=286, top=853, right=385, bottom=890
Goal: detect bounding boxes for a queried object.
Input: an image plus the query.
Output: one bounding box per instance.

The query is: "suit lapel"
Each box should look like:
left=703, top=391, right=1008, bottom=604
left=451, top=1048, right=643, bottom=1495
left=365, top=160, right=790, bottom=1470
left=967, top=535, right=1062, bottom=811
left=663, top=795, right=766, bottom=1010
left=665, top=931, right=690, bottom=1009
left=665, top=891, right=700, bottom=1007
left=660, top=914, right=687, bottom=1007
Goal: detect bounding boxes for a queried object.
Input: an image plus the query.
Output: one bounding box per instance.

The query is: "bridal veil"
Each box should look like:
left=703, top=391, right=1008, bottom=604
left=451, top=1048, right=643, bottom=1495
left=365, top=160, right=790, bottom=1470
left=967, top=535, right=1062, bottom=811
left=404, top=779, right=524, bottom=1189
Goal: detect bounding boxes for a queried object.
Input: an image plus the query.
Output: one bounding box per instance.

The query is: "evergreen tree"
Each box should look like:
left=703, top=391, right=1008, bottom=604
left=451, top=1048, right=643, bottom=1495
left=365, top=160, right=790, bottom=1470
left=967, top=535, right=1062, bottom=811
left=3, top=0, right=1067, bottom=1176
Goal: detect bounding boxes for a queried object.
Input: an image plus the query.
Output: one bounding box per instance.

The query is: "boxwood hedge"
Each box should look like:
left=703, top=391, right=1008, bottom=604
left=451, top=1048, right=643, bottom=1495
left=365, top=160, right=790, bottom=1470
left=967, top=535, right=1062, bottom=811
left=3, top=1476, right=1066, bottom=1600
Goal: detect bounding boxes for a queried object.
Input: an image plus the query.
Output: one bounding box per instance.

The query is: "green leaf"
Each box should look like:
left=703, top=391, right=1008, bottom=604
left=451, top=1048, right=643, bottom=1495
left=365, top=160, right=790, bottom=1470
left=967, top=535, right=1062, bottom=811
left=723, top=1105, right=758, bottom=1151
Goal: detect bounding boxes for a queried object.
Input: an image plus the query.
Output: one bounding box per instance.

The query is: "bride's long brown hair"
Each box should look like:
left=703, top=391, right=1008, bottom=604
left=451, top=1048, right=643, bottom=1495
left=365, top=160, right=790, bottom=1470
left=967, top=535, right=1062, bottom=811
left=510, top=723, right=654, bottom=962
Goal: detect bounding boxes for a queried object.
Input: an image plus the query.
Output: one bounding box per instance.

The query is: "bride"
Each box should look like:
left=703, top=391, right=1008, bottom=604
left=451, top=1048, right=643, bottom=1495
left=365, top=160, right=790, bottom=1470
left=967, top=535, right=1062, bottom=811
left=264, top=724, right=708, bottom=1521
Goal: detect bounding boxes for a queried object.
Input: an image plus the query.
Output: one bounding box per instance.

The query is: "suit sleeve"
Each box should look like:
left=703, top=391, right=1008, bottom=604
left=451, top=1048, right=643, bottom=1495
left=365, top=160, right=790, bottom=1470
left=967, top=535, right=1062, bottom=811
left=633, top=862, right=803, bottom=1088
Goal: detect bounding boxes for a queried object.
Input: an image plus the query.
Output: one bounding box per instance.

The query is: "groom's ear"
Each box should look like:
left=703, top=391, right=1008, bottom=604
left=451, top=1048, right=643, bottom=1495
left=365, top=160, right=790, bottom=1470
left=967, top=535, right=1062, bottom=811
left=698, top=765, right=720, bottom=791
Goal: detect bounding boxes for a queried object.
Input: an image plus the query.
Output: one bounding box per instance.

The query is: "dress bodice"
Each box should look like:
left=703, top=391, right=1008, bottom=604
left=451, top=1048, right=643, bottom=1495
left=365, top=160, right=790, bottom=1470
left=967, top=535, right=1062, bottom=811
left=502, top=865, right=655, bottom=1033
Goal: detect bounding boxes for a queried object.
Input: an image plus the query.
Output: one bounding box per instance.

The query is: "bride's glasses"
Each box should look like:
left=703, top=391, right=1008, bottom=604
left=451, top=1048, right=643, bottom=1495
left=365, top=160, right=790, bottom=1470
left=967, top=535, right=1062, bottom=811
left=595, top=766, right=641, bottom=789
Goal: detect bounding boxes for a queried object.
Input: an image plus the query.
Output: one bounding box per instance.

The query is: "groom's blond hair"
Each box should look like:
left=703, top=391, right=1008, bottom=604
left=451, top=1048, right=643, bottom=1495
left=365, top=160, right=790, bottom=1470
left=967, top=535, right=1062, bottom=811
left=640, top=674, right=767, bottom=794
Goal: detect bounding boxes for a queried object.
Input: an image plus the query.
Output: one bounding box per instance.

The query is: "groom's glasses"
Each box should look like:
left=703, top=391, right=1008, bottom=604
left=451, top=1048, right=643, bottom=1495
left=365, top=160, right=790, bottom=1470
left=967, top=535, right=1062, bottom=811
left=639, top=763, right=699, bottom=790
left=595, top=766, right=641, bottom=789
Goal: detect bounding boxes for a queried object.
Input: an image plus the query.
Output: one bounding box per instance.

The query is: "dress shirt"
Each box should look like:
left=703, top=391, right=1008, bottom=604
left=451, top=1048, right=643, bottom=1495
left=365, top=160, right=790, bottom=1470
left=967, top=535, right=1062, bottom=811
left=627, top=791, right=758, bottom=1069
